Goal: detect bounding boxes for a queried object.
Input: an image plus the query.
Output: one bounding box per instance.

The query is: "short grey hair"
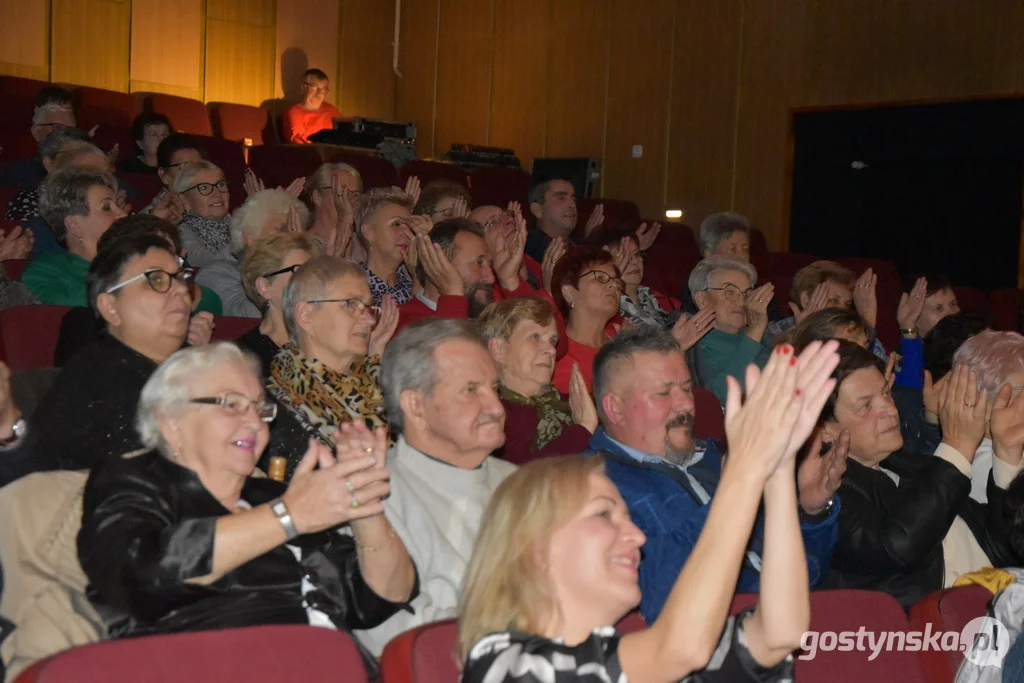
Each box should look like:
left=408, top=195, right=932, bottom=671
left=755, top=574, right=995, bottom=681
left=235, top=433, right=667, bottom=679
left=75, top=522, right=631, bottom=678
left=699, top=212, right=751, bottom=255
left=688, top=256, right=758, bottom=300
left=32, top=102, right=75, bottom=127
left=354, top=186, right=414, bottom=250
left=38, top=126, right=92, bottom=159
left=381, top=319, right=483, bottom=434
left=171, top=159, right=223, bottom=194
left=229, top=188, right=310, bottom=257
left=281, top=255, right=368, bottom=345
left=38, top=166, right=119, bottom=243
left=307, top=162, right=362, bottom=194
left=136, top=342, right=261, bottom=454
left=53, top=143, right=107, bottom=171
left=593, top=329, right=683, bottom=424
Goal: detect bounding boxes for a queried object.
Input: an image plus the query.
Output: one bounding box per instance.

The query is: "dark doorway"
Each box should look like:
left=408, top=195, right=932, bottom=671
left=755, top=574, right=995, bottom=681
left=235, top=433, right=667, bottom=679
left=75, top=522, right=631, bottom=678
left=789, top=99, right=1024, bottom=290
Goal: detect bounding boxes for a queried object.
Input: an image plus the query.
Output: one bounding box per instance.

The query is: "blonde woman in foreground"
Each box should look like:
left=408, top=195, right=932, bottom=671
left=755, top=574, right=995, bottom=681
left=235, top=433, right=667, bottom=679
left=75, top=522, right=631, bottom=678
left=457, top=340, right=841, bottom=683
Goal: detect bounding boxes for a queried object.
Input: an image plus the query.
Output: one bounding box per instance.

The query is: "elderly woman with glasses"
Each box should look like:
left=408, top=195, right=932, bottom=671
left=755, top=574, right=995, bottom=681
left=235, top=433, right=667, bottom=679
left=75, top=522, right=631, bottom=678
left=77, top=342, right=416, bottom=663
left=237, top=232, right=322, bottom=375
left=688, top=256, right=775, bottom=404
left=172, top=160, right=232, bottom=268
left=357, top=187, right=432, bottom=307
left=195, top=188, right=309, bottom=318
left=549, top=245, right=624, bottom=395
left=263, top=256, right=399, bottom=480
left=305, top=162, right=362, bottom=259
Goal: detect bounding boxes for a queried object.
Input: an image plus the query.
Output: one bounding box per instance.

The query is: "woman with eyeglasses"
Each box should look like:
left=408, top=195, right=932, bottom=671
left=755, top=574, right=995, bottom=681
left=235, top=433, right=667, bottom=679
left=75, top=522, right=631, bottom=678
left=549, top=245, right=625, bottom=395
left=688, top=256, right=776, bottom=404
left=413, top=178, right=472, bottom=225
left=305, top=162, right=362, bottom=259
left=77, top=343, right=417, bottom=664
left=21, top=232, right=200, bottom=479
left=195, top=188, right=309, bottom=318
left=263, top=256, right=399, bottom=480
left=171, top=160, right=233, bottom=268
left=237, top=232, right=322, bottom=376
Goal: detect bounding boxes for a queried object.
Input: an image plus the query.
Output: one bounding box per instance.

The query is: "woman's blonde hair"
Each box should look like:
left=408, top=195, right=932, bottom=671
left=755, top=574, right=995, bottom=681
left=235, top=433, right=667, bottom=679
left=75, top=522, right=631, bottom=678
left=457, top=455, right=605, bottom=661
left=240, top=232, right=321, bottom=310
left=306, top=162, right=363, bottom=195
left=477, top=296, right=556, bottom=345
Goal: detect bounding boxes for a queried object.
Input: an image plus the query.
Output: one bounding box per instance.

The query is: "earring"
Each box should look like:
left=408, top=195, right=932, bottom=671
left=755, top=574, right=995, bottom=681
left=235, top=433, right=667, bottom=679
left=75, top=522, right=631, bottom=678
left=569, top=300, right=574, bottom=309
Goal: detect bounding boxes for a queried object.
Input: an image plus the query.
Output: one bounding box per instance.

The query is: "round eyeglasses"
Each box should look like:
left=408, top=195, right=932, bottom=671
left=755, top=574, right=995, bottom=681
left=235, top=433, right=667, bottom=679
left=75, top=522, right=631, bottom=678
left=106, top=267, right=195, bottom=294
left=580, top=270, right=624, bottom=291
left=190, top=393, right=277, bottom=422
left=306, top=297, right=380, bottom=318
left=184, top=180, right=229, bottom=196
left=706, top=284, right=753, bottom=302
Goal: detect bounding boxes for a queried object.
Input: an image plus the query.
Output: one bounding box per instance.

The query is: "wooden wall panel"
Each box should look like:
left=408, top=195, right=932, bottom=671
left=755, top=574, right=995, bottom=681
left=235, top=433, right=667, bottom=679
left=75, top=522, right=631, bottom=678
left=602, top=0, right=676, bottom=217
left=338, top=0, right=397, bottom=120
left=204, top=0, right=276, bottom=107
left=488, top=0, right=550, bottom=167
left=544, top=0, right=610, bottom=161
left=51, top=0, right=130, bottom=91
left=433, top=0, right=494, bottom=156
left=0, top=0, right=49, bottom=80
left=275, top=0, right=340, bottom=106
left=130, top=0, right=204, bottom=100
left=394, top=0, right=440, bottom=157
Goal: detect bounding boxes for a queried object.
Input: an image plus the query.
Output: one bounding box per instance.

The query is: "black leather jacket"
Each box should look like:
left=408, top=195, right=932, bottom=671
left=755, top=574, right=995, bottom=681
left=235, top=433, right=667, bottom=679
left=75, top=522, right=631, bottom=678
left=77, top=450, right=417, bottom=638
left=822, top=450, right=1020, bottom=607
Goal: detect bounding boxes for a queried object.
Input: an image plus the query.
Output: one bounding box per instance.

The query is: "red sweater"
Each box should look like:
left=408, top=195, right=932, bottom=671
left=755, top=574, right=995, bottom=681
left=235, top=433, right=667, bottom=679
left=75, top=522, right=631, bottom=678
left=497, top=398, right=592, bottom=465
left=552, top=337, right=601, bottom=395
left=281, top=102, right=341, bottom=143
left=396, top=280, right=541, bottom=333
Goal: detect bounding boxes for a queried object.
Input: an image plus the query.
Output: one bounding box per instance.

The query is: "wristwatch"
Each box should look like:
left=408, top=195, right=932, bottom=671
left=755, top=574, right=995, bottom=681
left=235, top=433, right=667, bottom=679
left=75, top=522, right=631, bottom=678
left=0, top=418, right=26, bottom=449
left=899, top=327, right=918, bottom=337
left=270, top=498, right=300, bottom=540
left=799, top=496, right=834, bottom=522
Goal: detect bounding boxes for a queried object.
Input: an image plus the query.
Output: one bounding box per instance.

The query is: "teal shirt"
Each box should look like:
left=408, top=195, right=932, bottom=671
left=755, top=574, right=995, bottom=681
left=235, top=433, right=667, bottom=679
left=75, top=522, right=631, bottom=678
left=697, top=328, right=773, bottom=403
left=22, top=251, right=223, bottom=315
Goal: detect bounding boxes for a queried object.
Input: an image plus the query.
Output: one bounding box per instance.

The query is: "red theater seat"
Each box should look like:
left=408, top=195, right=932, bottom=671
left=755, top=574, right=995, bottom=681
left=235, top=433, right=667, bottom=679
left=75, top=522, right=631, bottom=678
left=0, top=305, right=70, bottom=369
left=399, top=160, right=469, bottom=189
left=210, top=316, right=259, bottom=341
left=469, top=166, right=531, bottom=208
left=91, top=126, right=136, bottom=164
left=209, top=102, right=276, bottom=145
left=953, top=286, right=988, bottom=315
left=641, top=222, right=700, bottom=301
left=909, top=585, right=992, bottom=683
left=328, top=150, right=400, bottom=190
left=989, top=288, right=1023, bottom=331
left=380, top=619, right=460, bottom=683
left=838, top=256, right=900, bottom=283
left=73, top=86, right=139, bottom=132
left=693, top=387, right=725, bottom=442
left=145, top=94, right=213, bottom=137
left=248, top=145, right=323, bottom=191
left=0, top=76, right=48, bottom=130
left=752, top=252, right=820, bottom=280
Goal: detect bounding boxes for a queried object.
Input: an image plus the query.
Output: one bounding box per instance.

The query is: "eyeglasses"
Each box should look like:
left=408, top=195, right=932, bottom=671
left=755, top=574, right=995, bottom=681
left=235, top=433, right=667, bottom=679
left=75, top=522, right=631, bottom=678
left=302, top=82, right=330, bottom=95
left=184, top=180, right=229, bottom=195
left=190, top=393, right=278, bottom=422
left=580, top=270, right=624, bottom=291
left=306, top=297, right=380, bottom=318
left=144, top=129, right=170, bottom=140
left=707, top=284, right=753, bottom=302
left=106, top=266, right=195, bottom=294
left=481, top=211, right=513, bottom=230
left=262, top=264, right=301, bottom=279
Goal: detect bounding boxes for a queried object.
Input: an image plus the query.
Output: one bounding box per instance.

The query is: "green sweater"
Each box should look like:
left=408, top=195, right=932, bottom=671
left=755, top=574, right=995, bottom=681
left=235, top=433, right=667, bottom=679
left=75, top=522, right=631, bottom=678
left=22, top=252, right=223, bottom=315
left=697, top=328, right=773, bottom=403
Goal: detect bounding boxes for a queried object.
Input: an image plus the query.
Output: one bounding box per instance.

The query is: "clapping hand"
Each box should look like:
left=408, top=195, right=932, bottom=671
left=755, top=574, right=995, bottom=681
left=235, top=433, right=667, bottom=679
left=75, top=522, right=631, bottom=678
left=243, top=168, right=265, bottom=197
left=853, top=268, right=878, bottom=328
left=403, top=175, right=421, bottom=205
left=584, top=204, right=604, bottom=236
left=569, top=363, right=599, bottom=433
left=671, top=308, right=716, bottom=351
left=369, top=295, right=398, bottom=357
left=0, top=225, right=34, bottom=260
left=187, top=311, right=215, bottom=347
left=790, top=282, right=831, bottom=323
left=416, top=234, right=463, bottom=296
left=797, top=426, right=849, bottom=514
left=636, top=221, right=661, bottom=251
left=284, top=177, right=305, bottom=198
left=490, top=213, right=527, bottom=291
left=897, top=277, right=928, bottom=332
left=541, top=237, right=568, bottom=297
left=745, top=282, right=775, bottom=335
left=937, top=364, right=989, bottom=462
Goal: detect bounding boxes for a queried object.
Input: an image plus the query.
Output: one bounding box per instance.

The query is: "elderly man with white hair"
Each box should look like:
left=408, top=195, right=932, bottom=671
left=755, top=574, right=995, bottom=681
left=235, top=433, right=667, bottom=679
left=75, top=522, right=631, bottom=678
left=195, top=188, right=309, bottom=317
left=353, top=319, right=516, bottom=656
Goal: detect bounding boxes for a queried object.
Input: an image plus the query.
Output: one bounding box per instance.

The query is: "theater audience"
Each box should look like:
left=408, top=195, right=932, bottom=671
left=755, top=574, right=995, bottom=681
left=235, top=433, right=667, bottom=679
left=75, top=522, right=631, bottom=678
left=353, top=320, right=515, bottom=656
left=196, top=188, right=308, bottom=317
left=902, top=274, right=960, bottom=338
left=413, top=178, right=471, bottom=224
left=172, top=160, right=232, bottom=267
left=820, top=342, right=1020, bottom=606
left=525, top=177, right=584, bottom=263
left=0, top=86, right=75, bottom=192
left=306, top=162, right=361, bottom=258
left=356, top=187, right=428, bottom=306
left=282, top=68, right=342, bottom=144
left=471, top=203, right=543, bottom=288
left=589, top=330, right=841, bottom=621
left=78, top=343, right=416, bottom=667
left=263, top=257, right=397, bottom=479
left=479, top=297, right=594, bottom=465
left=140, top=133, right=204, bottom=219
left=22, top=167, right=127, bottom=305
left=688, top=256, right=774, bottom=402
left=118, top=112, right=171, bottom=175
left=6, top=125, right=93, bottom=233
left=459, top=339, right=842, bottom=683
left=699, top=212, right=752, bottom=262
left=237, top=232, right=320, bottom=374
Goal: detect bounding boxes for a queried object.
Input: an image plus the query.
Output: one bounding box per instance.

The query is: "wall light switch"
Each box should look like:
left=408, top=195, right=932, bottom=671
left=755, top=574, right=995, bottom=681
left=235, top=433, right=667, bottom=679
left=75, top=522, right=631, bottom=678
left=632, top=145, right=643, bottom=158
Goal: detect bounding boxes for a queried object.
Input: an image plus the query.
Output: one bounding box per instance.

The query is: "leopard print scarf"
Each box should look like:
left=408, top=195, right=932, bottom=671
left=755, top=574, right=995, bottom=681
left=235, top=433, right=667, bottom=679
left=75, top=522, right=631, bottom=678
left=267, top=344, right=392, bottom=448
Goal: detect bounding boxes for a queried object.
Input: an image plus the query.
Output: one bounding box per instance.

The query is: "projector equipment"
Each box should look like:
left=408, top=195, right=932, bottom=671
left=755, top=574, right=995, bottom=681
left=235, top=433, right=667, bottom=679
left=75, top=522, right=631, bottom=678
left=444, top=143, right=521, bottom=170
left=531, top=157, right=600, bottom=198
left=309, top=117, right=418, bottom=167
left=336, top=117, right=417, bottom=142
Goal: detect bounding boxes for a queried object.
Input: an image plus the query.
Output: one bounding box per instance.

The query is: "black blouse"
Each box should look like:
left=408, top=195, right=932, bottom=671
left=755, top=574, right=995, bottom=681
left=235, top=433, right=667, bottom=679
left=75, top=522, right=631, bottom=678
left=235, top=325, right=280, bottom=378
left=78, top=450, right=417, bottom=640
left=462, top=610, right=793, bottom=683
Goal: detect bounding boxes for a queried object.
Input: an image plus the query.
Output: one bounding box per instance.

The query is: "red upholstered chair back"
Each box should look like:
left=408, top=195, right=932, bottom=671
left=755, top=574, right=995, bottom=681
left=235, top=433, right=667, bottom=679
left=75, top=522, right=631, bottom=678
left=328, top=150, right=400, bottom=190
left=641, top=222, right=701, bottom=301
left=144, top=94, right=213, bottom=137
left=209, top=102, right=276, bottom=145
left=838, top=256, right=900, bottom=284
left=210, top=316, right=259, bottom=342
left=469, top=166, right=531, bottom=208
left=247, top=145, right=323, bottom=191
left=380, top=619, right=461, bottom=683
left=953, top=286, right=988, bottom=315
left=0, top=76, right=47, bottom=132
left=692, top=387, right=725, bottom=442
left=3, top=259, right=29, bottom=281
left=989, top=288, right=1023, bottom=331
left=752, top=252, right=820, bottom=280
left=749, top=227, right=769, bottom=258
left=399, top=160, right=469, bottom=189
left=119, top=172, right=164, bottom=211
left=0, top=305, right=70, bottom=369
left=575, top=198, right=641, bottom=239
left=72, top=86, right=139, bottom=132
left=909, top=585, right=992, bottom=683
left=21, top=625, right=368, bottom=683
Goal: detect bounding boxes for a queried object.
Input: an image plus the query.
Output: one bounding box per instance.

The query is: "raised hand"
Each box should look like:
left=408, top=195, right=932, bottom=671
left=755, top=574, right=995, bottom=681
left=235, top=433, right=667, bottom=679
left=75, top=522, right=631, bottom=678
left=636, top=221, right=661, bottom=251
left=406, top=214, right=433, bottom=238
left=991, top=384, right=1024, bottom=466
left=283, top=177, right=306, bottom=198
left=490, top=213, right=527, bottom=290
left=790, top=282, right=831, bottom=323
left=745, top=282, right=775, bottom=339
left=671, top=308, right=716, bottom=351
left=403, top=175, right=421, bottom=206
left=106, top=143, right=120, bottom=162
left=0, top=225, right=34, bottom=260
left=921, top=369, right=947, bottom=425
left=416, top=234, right=463, bottom=296
left=369, top=294, right=399, bottom=357
left=853, top=268, right=878, bottom=328
left=541, top=236, right=568, bottom=297
left=243, top=168, right=265, bottom=197
left=151, top=191, right=185, bottom=225
left=451, top=196, right=470, bottom=219
left=610, top=236, right=633, bottom=276
left=187, top=311, right=215, bottom=347
left=569, top=363, right=599, bottom=433
left=883, top=352, right=899, bottom=394
left=937, top=364, right=989, bottom=461
left=332, top=421, right=389, bottom=470
left=796, top=426, right=849, bottom=514
left=584, top=204, right=604, bottom=236
left=897, top=277, right=928, bottom=331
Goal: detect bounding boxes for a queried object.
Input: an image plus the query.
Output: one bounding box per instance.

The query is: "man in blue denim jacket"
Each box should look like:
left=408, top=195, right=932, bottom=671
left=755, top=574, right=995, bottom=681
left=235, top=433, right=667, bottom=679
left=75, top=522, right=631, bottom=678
left=586, top=329, right=844, bottom=622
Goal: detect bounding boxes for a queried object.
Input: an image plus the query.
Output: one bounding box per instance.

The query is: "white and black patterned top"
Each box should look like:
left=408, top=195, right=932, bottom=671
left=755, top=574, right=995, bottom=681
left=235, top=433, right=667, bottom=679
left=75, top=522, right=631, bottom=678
left=4, top=190, right=39, bottom=221
left=462, top=609, right=793, bottom=683
left=620, top=286, right=670, bottom=331
left=360, top=261, right=413, bottom=306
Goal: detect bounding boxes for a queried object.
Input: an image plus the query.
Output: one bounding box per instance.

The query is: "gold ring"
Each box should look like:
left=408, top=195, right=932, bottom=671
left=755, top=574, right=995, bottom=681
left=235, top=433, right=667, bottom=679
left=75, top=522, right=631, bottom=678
left=365, top=447, right=374, bottom=454
left=351, top=495, right=361, bottom=509
left=965, top=402, right=976, bottom=408
left=346, top=480, right=355, bottom=494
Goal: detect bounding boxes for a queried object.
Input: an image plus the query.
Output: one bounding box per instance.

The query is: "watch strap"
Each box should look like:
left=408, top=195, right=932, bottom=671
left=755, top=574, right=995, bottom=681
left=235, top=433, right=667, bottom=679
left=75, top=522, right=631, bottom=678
left=0, top=419, right=26, bottom=449
left=270, top=498, right=300, bottom=541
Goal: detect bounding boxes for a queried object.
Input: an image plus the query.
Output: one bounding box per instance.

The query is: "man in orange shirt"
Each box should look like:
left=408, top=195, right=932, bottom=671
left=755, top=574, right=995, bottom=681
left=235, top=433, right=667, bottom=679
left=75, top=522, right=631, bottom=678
left=281, top=68, right=341, bottom=143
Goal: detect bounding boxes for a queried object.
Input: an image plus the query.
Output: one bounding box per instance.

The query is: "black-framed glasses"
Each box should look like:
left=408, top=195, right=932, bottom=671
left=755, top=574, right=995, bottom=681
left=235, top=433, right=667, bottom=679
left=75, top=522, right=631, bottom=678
left=262, top=264, right=301, bottom=279
left=580, top=270, right=624, bottom=291
left=184, top=180, right=229, bottom=195
left=707, top=284, right=753, bottom=302
left=106, top=267, right=195, bottom=294
left=306, top=297, right=380, bottom=318
left=190, top=393, right=277, bottom=422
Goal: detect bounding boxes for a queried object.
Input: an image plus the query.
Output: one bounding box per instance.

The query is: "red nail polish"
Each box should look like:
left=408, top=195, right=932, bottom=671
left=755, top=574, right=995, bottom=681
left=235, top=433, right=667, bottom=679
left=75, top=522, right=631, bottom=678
left=796, top=388, right=802, bottom=396
left=790, top=356, right=797, bottom=366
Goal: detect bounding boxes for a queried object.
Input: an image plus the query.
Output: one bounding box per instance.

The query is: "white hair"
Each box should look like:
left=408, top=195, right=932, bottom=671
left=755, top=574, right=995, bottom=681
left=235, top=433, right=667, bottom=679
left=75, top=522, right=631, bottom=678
left=170, top=159, right=224, bottom=194
left=32, top=102, right=74, bottom=126
left=136, top=343, right=262, bottom=454
left=229, top=188, right=310, bottom=257
left=688, top=256, right=758, bottom=300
